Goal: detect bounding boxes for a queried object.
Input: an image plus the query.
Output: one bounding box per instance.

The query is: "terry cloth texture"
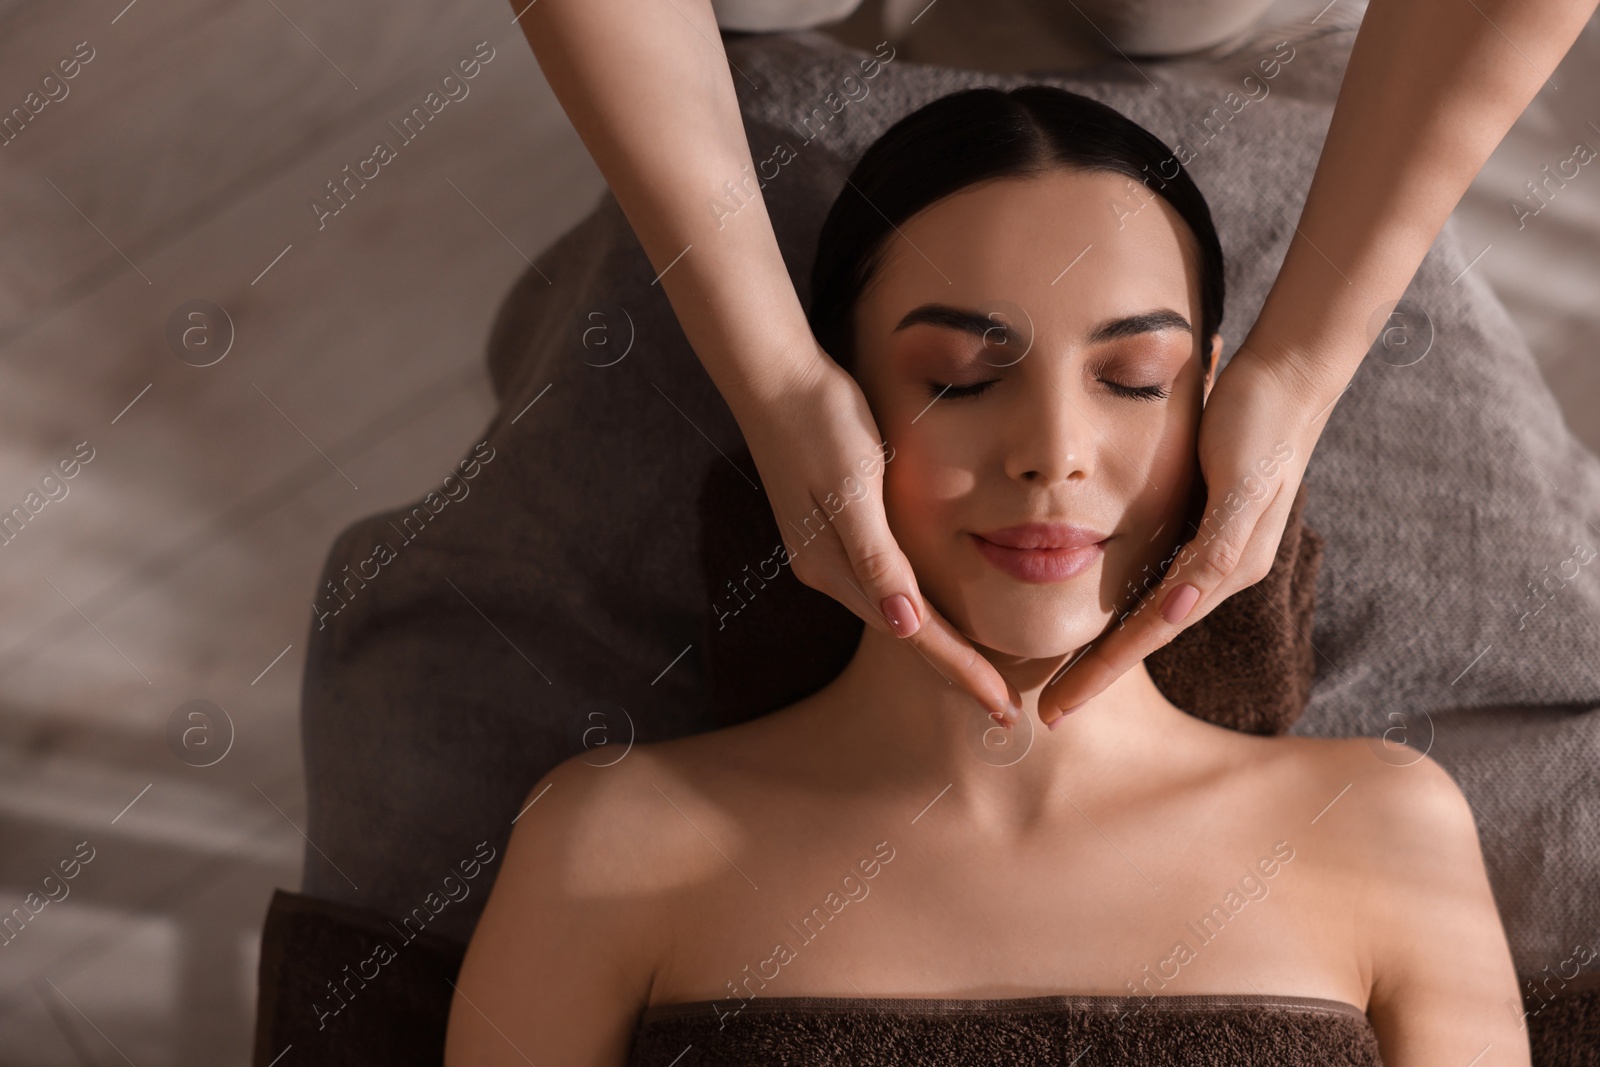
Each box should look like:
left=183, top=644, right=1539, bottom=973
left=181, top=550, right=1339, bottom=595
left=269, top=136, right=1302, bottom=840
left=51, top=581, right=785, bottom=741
left=251, top=890, right=465, bottom=1066
left=697, top=445, right=1324, bottom=735
left=625, top=994, right=1383, bottom=1067
left=297, top=9, right=1600, bottom=985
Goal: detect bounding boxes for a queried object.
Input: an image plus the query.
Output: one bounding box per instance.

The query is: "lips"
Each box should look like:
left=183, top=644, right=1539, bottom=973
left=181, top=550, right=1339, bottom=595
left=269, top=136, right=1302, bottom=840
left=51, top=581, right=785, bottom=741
left=971, top=522, right=1108, bottom=584
left=975, top=523, right=1106, bottom=549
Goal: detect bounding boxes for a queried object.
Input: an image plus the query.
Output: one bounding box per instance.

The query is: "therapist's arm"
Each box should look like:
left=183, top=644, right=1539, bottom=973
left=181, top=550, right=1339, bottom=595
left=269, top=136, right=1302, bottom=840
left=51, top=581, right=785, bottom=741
left=1246, top=0, right=1596, bottom=387
left=508, top=0, right=1022, bottom=723
left=509, top=0, right=811, bottom=403
left=1041, top=0, right=1600, bottom=721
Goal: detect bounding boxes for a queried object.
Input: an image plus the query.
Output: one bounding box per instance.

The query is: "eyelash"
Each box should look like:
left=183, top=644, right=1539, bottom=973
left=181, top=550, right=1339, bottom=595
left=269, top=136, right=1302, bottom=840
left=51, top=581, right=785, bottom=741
left=927, top=379, right=1171, bottom=402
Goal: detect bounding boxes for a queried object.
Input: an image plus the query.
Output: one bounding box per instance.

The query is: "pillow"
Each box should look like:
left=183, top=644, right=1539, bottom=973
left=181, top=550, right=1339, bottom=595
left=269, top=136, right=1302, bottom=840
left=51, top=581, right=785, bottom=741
left=297, top=17, right=1600, bottom=984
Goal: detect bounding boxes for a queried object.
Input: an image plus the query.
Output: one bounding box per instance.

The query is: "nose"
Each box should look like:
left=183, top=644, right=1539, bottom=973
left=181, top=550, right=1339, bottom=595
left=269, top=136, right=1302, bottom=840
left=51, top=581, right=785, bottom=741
left=1004, top=381, right=1094, bottom=485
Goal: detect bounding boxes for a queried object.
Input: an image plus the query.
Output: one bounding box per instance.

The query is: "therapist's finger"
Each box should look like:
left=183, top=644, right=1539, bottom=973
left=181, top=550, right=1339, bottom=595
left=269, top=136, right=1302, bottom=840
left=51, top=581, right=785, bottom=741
left=825, top=490, right=1021, bottom=723
left=1038, top=481, right=1294, bottom=725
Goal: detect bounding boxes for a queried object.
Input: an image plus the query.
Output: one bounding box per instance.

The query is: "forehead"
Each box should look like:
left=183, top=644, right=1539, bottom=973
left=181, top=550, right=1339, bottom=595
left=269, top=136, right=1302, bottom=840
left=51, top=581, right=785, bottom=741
left=857, top=168, right=1200, bottom=339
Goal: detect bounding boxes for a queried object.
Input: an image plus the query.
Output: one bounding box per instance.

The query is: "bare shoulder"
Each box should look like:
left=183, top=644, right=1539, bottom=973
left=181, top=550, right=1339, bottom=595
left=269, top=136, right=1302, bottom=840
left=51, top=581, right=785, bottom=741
left=1255, top=735, right=1488, bottom=910
left=445, top=745, right=710, bottom=1066
left=532, top=699, right=818, bottom=848
left=1238, top=732, right=1474, bottom=835
left=1278, top=736, right=1483, bottom=874
left=507, top=741, right=730, bottom=906
left=1270, top=736, right=1530, bottom=1066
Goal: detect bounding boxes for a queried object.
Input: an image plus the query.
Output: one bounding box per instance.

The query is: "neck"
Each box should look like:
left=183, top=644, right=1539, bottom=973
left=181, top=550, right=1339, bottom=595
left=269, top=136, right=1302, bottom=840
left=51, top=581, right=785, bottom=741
left=807, top=624, right=1201, bottom=833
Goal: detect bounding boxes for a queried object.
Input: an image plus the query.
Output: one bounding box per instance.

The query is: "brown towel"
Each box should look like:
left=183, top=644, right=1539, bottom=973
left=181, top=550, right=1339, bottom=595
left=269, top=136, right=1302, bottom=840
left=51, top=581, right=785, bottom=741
left=1144, top=471, right=1325, bottom=735
left=625, top=994, right=1382, bottom=1066
left=699, top=446, right=1324, bottom=735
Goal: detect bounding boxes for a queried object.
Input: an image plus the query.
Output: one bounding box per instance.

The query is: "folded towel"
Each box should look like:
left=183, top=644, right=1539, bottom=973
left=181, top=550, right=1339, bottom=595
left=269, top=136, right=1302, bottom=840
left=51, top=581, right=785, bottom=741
left=625, top=993, right=1381, bottom=1066
left=1524, top=966, right=1600, bottom=1067
left=1144, top=468, right=1325, bottom=735
left=699, top=446, right=1324, bottom=734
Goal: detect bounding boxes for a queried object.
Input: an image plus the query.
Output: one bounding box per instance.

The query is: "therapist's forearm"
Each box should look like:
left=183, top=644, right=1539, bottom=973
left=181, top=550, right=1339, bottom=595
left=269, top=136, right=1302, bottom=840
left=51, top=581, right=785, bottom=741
left=1245, top=0, right=1597, bottom=400
left=509, top=0, right=823, bottom=413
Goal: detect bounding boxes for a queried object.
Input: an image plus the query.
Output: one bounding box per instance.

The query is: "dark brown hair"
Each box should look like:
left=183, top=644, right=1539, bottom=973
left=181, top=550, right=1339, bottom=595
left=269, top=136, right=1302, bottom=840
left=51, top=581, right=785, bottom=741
left=807, top=84, right=1225, bottom=374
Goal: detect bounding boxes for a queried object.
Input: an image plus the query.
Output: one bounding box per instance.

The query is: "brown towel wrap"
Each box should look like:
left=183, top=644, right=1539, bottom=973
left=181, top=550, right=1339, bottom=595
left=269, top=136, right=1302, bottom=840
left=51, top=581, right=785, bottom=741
left=626, top=993, right=1381, bottom=1066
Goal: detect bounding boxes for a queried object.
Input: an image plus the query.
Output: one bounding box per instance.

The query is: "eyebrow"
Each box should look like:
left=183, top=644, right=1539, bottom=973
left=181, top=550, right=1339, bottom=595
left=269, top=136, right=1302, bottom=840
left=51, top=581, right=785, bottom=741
left=892, top=304, right=1192, bottom=347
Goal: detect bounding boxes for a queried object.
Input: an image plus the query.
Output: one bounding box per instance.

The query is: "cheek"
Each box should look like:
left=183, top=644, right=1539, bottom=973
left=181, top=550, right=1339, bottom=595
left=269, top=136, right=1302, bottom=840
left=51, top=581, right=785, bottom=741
left=883, top=446, right=969, bottom=528
left=1146, top=425, right=1200, bottom=500
left=1112, top=418, right=1203, bottom=579
left=880, top=429, right=980, bottom=547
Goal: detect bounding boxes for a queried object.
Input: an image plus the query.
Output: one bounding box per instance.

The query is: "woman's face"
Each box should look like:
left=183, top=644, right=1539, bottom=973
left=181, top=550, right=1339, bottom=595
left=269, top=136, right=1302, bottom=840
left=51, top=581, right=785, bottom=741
left=852, top=166, right=1220, bottom=660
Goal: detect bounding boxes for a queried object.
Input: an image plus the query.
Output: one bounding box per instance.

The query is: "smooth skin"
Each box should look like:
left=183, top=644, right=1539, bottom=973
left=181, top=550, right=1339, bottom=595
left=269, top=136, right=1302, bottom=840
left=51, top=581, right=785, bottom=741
left=507, top=0, right=1598, bottom=727
left=445, top=169, right=1529, bottom=1066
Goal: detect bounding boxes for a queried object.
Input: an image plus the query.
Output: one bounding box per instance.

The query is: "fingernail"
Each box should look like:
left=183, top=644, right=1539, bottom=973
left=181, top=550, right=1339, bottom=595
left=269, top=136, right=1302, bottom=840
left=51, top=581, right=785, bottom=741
left=1046, top=702, right=1085, bottom=730
left=989, top=710, right=1011, bottom=729
left=1161, top=583, right=1200, bottom=625
left=880, top=593, right=919, bottom=636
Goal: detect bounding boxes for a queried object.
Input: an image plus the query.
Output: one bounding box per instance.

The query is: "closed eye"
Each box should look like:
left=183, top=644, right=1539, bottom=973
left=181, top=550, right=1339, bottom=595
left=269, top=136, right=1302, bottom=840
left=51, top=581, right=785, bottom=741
left=928, top=379, right=1170, bottom=401
left=927, top=379, right=998, bottom=400
left=1104, top=380, right=1171, bottom=401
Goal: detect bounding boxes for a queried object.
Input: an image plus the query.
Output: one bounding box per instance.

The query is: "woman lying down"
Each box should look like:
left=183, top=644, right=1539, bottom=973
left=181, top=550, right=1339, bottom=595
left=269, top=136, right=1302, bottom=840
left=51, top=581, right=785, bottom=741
left=444, top=85, right=1526, bottom=1067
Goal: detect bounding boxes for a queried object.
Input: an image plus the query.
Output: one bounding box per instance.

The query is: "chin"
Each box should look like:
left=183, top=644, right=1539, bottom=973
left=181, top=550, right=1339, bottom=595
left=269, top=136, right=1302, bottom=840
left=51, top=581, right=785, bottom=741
left=936, top=585, right=1112, bottom=662
left=970, top=620, right=1108, bottom=662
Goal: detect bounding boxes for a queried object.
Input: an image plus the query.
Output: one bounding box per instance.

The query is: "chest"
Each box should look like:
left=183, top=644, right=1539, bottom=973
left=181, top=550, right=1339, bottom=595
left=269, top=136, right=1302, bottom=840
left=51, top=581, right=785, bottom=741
left=646, top=790, right=1369, bottom=1009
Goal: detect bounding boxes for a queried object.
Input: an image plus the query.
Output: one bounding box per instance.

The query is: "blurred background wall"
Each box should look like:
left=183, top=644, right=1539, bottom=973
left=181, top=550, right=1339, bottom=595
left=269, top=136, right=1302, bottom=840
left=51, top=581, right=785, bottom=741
left=0, top=0, right=1594, bottom=1063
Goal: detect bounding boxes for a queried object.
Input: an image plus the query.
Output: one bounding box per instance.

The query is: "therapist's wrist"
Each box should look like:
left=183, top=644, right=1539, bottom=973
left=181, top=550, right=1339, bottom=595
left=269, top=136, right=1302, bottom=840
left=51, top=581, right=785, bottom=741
left=712, top=331, right=834, bottom=416
left=1228, top=327, right=1361, bottom=421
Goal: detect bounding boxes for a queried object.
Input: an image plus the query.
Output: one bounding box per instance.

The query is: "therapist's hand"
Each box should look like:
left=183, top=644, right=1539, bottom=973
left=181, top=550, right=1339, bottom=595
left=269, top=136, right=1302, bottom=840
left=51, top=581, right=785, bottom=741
left=735, top=348, right=1023, bottom=724
left=1037, top=340, right=1339, bottom=725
